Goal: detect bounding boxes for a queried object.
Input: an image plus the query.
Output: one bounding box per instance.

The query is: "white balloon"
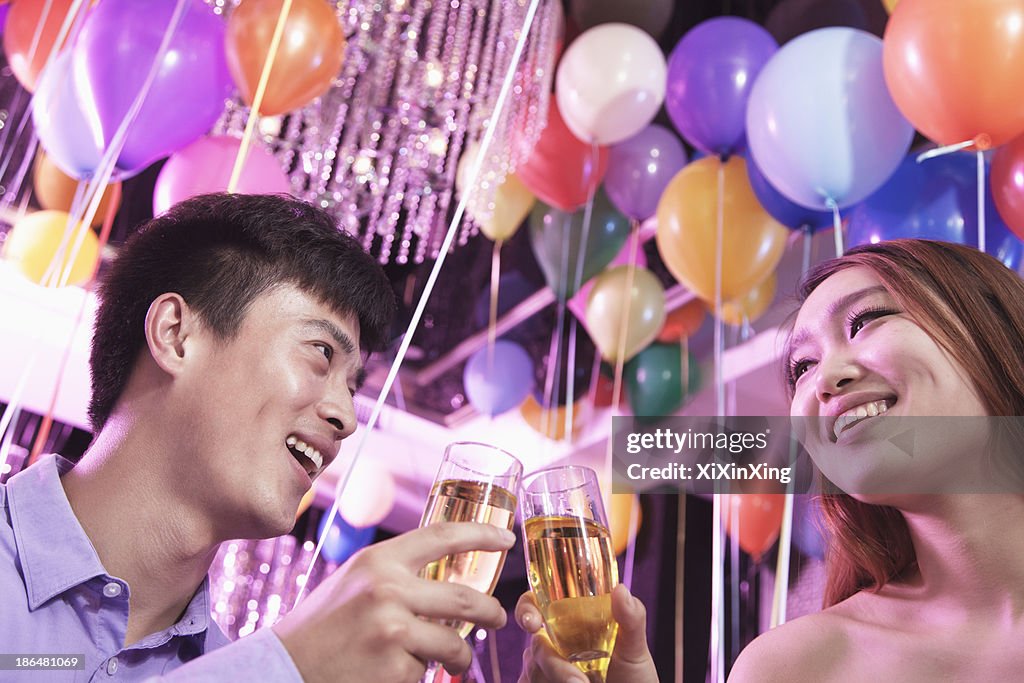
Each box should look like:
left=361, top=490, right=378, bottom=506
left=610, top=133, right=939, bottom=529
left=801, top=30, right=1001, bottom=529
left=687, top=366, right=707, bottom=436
left=339, top=459, right=396, bottom=528
left=556, top=23, right=667, bottom=145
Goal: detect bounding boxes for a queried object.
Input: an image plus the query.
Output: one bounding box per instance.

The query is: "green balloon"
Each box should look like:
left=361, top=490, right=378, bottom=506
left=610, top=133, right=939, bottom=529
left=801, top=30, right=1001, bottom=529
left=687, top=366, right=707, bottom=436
left=528, top=188, right=631, bottom=299
left=625, top=343, right=701, bottom=420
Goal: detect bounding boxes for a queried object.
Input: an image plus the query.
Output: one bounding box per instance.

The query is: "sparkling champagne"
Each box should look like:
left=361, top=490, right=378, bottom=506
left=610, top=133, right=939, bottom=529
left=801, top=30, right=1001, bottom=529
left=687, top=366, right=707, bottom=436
left=525, top=515, right=619, bottom=679
left=419, top=479, right=517, bottom=638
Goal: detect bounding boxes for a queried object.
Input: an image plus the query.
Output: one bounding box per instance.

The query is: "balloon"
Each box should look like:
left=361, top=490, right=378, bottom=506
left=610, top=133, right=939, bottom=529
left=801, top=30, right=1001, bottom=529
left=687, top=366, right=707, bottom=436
left=338, top=459, right=396, bottom=528
left=609, top=494, right=642, bottom=556
left=993, top=135, right=1024, bottom=240
left=528, top=189, right=630, bottom=299
left=568, top=0, right=673, bottom=39
left=793, top=495, right=827, bottom=561
left=226, top=0, right=345, bottom=116
left=603, top=124, right=688, bottom=221
left=463, top=340, right=534, bottom=417
left=456, top=141, right=535, bottom=241
left=516, top=101, right=609, bottom=211
left=664, top=18, right=777, bottom=157
left=592, top=370, right=624, bottom=408
left=519, top=395, right=585, bottom=441
left=746, top=28, right=914, bottom=210
left=746, top=155, right=833, bottom=231
left=849, top=152, right=1024, bottom=271
left=625, top=342, right=700, bottom=419
left=555, top=23, right=666, bottom=145
left=531, top=328, right=596, bottom=409
left=295, top=487, right=316, bottom=519
left=712, top=273, right=777, bottom=326
left=882, top=0, right=899, bottom=12
left=765, top=0, right=869, bottom=45
left=153, top=136, right=291, bottom=215
left=655, top=156, right=788, bottom=302
left=723, top=493, right=785, bottom=561
left=73, top=0, right=234, bottom=175
left=3, top=0, right=75, bottom=92
left=317, top=510, right=376, bottom=564
left=32, top=51, right=101, bottom=180
left=656, top=299, right=706, bottom=343
left=883, top=0, right=1024, bottom=150
left=33, top=152, right=121, bottom=226
left=585, top=266, right=666, bottom=363
left=567, top=237, right=647, bottom=328
left=3, top=210, right=99, bottom=286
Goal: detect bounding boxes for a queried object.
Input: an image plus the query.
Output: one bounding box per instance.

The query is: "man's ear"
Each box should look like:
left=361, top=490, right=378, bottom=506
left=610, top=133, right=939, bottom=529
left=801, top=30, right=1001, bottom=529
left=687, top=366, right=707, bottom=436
left=144, top=293, right=199, bottom=375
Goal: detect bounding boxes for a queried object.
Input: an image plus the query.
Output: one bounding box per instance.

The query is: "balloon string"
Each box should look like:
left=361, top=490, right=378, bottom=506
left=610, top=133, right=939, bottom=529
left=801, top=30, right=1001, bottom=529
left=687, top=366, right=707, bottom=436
left=564, top=318, right=578, bottom=445
left=227, top=0, right=293, bottom=193
left=488, top=629, right=502, bottom=683
left=770, top=491, right=795, bottom=628
left=801, top=225, right=813, bottom=275
left=916, top=138, right=975, bottom=163
left=487, top=239, right=501, bottom=374
left=826, top=198, right=843, bottom=257
left=714, top=161, right=724, bottom=420
left=680, top=335, right=689, bottom=405
left=541, top=215, right=571, bottom=442
left=710, top=492, right=724, bottom=683
left=294, top=0, right=543, bottom=606
left=674, top=494, right=686, bottom=683
left=729, top=495, right=740, bottom=662
left=977, top=150, right=986, bottom=255
left=23, top=0, right=56, bottom=87
left=40, top=178, right=89, bottom=287
left=622, top=494, right=639, bottom=591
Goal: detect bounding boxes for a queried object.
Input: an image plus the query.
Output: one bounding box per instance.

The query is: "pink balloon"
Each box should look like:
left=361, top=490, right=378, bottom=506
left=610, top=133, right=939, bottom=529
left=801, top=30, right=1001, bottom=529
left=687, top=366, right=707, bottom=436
left=567, top=239, right=648, bottom=329
left=153, top=136, right=291, bottom=214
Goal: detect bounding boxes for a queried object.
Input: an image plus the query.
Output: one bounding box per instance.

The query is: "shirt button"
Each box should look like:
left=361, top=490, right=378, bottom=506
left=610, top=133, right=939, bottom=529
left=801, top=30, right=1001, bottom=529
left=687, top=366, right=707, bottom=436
left=103, top=582, right=123, bottom=598
left=106, top=657, right=118, bottom=675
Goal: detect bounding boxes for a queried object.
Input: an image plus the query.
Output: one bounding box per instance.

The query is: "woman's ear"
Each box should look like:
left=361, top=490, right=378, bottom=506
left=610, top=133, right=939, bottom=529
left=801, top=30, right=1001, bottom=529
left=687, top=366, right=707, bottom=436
left=143, top=293, right=198, bottom=375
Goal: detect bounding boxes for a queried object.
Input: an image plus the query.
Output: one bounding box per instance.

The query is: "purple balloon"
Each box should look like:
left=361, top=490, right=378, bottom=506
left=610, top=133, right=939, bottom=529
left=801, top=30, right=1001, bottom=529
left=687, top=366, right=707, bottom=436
left=73, top=0, right=234, bottom=175
left=746, top=154, right=833, bottom=231
left=32, top=51, right=102, bottom=180
left=463, top=341, right=534, bottom=417
left=604, top=124, right=688, bottom=221
left=665, top=17, right=777, bottom=157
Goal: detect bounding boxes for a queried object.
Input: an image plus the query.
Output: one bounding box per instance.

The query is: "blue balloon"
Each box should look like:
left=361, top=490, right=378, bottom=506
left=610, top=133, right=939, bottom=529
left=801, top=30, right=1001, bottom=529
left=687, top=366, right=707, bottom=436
left=463, top=340, right=534, bottom=416
left=849, top=152, right=1024, bottom=270
left=746, top=154, right=834, bottom=231
left=317, top=511, right=376, bottom=564
left=32, top=51, right=104, bottom=180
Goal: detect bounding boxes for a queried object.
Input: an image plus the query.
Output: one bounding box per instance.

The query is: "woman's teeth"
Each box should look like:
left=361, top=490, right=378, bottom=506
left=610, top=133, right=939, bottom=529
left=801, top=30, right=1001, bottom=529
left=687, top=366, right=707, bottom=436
left=834, top=399, right=892, bottom=440
left=286, top=434, right=323, bottom=471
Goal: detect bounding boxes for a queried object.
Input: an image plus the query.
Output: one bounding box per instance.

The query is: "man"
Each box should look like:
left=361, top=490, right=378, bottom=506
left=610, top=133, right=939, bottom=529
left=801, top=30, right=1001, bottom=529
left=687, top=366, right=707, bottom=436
left=0, top=193, right=513, bottom=681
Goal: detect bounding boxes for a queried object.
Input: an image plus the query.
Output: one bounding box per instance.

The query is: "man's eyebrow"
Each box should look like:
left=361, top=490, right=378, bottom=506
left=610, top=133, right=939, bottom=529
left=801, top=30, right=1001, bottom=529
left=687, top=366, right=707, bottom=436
left=301, top=318, right=357, bottom=356
left=786, top=285, right=890, bottom=359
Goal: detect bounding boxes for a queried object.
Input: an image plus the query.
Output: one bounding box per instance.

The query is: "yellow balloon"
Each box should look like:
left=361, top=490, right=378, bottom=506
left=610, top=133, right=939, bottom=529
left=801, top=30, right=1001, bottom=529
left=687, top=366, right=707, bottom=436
left=708, top=272, right=777, bottom=326
left=456, top=141, right=535, bottom=241
left=519, top=395, right=585, bottom=441
left=295, top=487, right=317, bottom=520
left=883, top=0, right=899, bottom=13
left=655, top=156, right=787, bottom=302
left=609, top=493, right=642, bottom=557
left=3, top=210, right=99, bottom=286
left=585, top=265, right=666, bottom=363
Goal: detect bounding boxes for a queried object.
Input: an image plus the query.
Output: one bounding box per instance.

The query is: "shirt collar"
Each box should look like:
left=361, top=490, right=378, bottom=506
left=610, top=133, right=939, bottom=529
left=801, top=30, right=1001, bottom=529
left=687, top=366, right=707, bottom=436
left=6, top=454, right=107, bottom=609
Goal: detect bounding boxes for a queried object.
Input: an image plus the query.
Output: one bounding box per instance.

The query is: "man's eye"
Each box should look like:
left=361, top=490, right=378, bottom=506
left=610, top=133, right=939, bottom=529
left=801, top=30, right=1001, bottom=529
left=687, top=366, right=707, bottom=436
left=315, top=343, right=333, bottom=361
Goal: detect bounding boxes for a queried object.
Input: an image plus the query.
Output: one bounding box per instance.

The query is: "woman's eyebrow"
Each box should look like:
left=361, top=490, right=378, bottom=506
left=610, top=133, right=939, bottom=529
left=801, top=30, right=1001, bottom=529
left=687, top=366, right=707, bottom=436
left=786, top=285, right=890, bottom=358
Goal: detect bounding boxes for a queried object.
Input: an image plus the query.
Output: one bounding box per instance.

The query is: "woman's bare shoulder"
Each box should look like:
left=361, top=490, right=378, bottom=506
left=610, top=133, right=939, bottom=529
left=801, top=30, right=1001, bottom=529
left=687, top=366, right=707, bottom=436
left=727, top=608, right=859, bottom=683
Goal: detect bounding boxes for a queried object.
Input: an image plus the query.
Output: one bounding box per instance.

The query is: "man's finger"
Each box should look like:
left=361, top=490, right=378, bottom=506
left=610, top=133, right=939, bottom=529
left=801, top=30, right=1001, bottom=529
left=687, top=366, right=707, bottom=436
left=403, top=578, right=507, bottom=630
left=515, top=592, right=544, bottom=634
left=388, top=522, right=516, bottom=570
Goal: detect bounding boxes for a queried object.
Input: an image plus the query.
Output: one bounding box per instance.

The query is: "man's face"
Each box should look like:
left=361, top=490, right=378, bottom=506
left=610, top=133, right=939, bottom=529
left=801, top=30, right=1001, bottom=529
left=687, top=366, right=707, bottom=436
left=179, top=283, right=363, bottom=538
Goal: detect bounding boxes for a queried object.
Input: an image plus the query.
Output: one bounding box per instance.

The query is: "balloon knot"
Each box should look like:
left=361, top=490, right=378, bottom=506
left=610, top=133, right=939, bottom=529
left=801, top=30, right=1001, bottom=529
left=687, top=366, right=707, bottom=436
left=974, top=133, right=992, bottom=151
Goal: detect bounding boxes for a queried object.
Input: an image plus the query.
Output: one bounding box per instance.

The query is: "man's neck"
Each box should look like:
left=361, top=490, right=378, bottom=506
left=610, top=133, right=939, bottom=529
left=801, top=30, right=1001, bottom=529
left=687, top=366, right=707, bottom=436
left=61, top=424, right=222, bottom=646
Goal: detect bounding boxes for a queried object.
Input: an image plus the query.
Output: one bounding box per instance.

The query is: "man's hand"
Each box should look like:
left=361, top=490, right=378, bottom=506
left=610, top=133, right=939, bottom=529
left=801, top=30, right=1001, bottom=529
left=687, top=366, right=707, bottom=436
left=273, top=522, right=515, bottom=683
left=516, top=584, right=659, bottom=683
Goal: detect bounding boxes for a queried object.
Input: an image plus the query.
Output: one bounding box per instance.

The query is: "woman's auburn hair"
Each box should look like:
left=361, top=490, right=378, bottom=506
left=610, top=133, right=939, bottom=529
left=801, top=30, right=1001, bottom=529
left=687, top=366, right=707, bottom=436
left=792, top=239, right=1024, bottom=606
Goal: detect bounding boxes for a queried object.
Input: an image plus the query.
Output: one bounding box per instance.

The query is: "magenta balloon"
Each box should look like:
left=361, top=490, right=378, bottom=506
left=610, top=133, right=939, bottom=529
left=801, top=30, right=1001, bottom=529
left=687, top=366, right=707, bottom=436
left=73, top=0, right=233, bottom=175
left=604, top=124, right=688, bottom=220
left=153, top=136, right=291, bottom=215
left=665, top=17, right=777, bottom=157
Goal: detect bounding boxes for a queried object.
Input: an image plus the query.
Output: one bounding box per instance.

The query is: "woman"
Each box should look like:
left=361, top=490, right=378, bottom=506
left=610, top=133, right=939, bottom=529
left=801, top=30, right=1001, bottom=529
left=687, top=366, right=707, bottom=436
left=516, top=239, right=1024, bottom=681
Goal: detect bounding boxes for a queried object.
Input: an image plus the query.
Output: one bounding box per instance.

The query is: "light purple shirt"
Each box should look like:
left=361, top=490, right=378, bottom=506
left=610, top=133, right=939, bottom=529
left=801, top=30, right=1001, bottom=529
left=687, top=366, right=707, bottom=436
left=0, top=455, right=304, bottom=681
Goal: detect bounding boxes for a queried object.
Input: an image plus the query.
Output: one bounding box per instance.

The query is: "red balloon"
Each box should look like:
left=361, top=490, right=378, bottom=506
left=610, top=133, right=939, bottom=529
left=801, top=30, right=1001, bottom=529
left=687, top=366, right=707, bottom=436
left=4, top=0, right=75, bottom=92
left=515, top=101, right=609, bottom=211
left=656, top=299, right=706, bottom=343
left=992, top=134, right=1024, bottom=240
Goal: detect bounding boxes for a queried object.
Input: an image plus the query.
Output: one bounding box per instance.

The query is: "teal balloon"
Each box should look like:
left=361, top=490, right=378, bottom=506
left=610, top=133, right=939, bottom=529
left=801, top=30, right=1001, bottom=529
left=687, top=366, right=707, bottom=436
left=626, top=344, right=701, bottom=419
left=528, top=189, right=631, bottom=299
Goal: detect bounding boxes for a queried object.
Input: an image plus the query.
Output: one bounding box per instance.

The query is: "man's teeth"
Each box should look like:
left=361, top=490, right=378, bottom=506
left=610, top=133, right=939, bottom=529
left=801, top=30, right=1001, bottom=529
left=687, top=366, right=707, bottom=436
left=286, top=435, right=323, bottom=471
left=834, top=399, right=891, bottom=439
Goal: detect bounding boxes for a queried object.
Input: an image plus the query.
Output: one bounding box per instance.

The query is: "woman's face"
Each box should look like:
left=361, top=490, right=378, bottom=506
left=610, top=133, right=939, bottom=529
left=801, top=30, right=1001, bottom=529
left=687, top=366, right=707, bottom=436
left=787, top=266, right=990, bottom=499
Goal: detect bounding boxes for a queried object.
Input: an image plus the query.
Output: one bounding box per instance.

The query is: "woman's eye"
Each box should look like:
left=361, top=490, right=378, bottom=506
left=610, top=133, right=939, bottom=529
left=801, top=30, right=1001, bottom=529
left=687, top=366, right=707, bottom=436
left=789, top=359, right=813, bottom=384
left=848, top=308, right=895, bottom=337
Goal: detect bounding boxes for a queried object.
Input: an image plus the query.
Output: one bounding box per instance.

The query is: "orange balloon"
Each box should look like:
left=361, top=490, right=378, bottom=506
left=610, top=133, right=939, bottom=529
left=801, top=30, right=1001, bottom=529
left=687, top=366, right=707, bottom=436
left=519, top=395, right=584, bottom=441
left=883, top=0, right=1024, bottom=149
left=709, top=273, right=777, bottom=326
left=609, top=493, right=642, bottom=556
left=3, top=0, right=76, bottom=92
left=656, top=299, right=706, bottom=343
left=33, top=153, right=121, bottom=226
left=655, top=156, right=787, bottom=302
left=723, top=493, right=785, bottom=562
left=226, top=0, right=346, bottom=117
left=295, top=486, right=316, bottom=520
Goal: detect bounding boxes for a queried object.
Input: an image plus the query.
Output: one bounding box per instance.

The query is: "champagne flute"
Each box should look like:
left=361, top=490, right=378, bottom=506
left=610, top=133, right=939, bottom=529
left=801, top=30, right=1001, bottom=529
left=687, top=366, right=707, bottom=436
left=418, top=441, right=523, bottom=682
left=521, top=465, right=619, bottom=683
